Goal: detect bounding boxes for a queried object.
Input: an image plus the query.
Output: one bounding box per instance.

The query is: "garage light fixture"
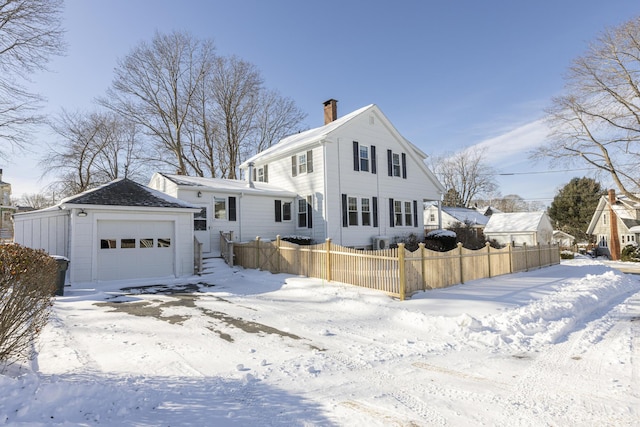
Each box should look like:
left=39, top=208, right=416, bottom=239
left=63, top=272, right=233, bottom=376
left=197, top=191, right=202, bottom=198
left=78, top=209, right=87, bottom=217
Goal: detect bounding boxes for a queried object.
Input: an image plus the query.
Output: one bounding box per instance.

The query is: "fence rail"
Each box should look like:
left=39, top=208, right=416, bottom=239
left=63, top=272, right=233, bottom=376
left=228, top=236, right=560, bottom=300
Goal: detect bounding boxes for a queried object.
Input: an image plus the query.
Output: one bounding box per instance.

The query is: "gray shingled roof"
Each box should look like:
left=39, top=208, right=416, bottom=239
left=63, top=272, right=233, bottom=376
left=63, top=178, right=193, bottom=208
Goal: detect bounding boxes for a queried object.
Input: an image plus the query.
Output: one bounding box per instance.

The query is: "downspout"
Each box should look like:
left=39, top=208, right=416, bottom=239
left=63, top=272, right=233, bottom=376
left=437, top=194, right=443, bottom=230
left=321, top=140, right=328, bottom=240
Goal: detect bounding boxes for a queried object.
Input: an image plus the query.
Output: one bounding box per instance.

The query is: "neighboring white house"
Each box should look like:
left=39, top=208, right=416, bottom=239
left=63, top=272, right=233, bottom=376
left=423, top=204, right=490, bottom=233
left=13, top=179, right=200, bottom=285
left=0, top=169, right=16, bottom=241
left=483, top=212, right=554, bottom=246
left=236, top=100, right=445, bottom=250
left=586, top=190, right=640, bottom=258
left=552, top=230, right=575, bottom=247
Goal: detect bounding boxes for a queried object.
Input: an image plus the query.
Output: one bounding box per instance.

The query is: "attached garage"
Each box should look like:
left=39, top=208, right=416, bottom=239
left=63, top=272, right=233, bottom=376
left=14, top=179, right=200, bottom=286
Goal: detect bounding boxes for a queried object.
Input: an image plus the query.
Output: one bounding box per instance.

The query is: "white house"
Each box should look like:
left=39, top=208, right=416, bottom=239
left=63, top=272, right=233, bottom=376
left=483, top=212, right=554, bottom=246
left=586, top=190, right=640, bottom=258
left=13, top=179, right=200, bottom=285
left=552, top=230, right=575, bottom=248
left=0, top=169, right=16, bottom=241
left=424, top=204, right=490, bottom=233
left=236, top=100, right=445, bottom=250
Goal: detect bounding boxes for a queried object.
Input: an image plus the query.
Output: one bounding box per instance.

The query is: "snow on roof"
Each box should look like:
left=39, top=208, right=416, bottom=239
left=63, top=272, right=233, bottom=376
left=162, top=174, right=297, bottom=197
left=484, top=211, right=547, bottom=233
left=242, top=104, right=374, bottom=166
left=442, top=207, right=490, bottom=226
left=61, top=178, right=199, bottom=209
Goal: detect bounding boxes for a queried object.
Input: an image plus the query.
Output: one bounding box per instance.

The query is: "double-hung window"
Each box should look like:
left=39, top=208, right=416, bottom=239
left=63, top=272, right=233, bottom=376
left=348, top=197, right=358, bottom=226
left=359, top=146, right=369, bottom=172
left=394, top=200, right=403, bottom=226
left=361, top=198, right=371, bottom=226
left=297, top=196, right=313, bottom=228
left=389, top=198, right=418, bottom=228
left=404, top=201, right=413, bottom=226
left=274, top=200, right=292, bottom=222
left=194, top=207, right=207, bottom=230
left=392, top=153, right=401, bottom=177
left=214, top=197, right=237, bottom=221
left=214, top=197, right=226, bottom=219
left=291, top=150, right=314, bottom=177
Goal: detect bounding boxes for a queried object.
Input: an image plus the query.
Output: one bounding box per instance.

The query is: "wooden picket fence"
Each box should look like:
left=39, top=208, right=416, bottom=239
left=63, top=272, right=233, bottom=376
left=226, top=235, right=560, bottom=300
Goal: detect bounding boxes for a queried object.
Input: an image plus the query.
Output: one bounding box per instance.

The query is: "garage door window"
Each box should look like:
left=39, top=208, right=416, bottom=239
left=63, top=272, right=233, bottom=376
left=158, top=238, right=171, bottom=248
left=121, top=238, right=136, bottom=248
left=140, top=238, right=154, bottom=248
left=101, top=239, right=117, bottom=249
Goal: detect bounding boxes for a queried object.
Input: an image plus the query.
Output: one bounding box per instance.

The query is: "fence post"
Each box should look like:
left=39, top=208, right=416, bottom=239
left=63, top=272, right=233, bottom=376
left=255, top=236, right=261, bottom=270
left=458, top=242, right=464, bottom=284
left=325, top=238, right=332, bottom=282
left=276, top=235, right=281, bottom=273
left=508, top=243, right=513, bottom=274
left=537, top=242, right=542, bottom=269
left=486, top=241, right=492, bottom=278
left=419, top=242, right=426, bottom=290
left=523, top=242, right=528, bottom=272
left=398, top=243, right=406, bottom=300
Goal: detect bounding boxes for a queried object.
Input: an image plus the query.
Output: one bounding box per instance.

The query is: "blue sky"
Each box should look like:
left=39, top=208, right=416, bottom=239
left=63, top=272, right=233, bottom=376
left=8, top=0, right=640, bottom=204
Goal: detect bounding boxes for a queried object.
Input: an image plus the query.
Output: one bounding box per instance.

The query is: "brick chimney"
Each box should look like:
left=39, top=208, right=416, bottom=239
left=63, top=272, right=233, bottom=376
left=323, top=99, right=338, bottom=125
left=608, top=189, right=621, bottom=261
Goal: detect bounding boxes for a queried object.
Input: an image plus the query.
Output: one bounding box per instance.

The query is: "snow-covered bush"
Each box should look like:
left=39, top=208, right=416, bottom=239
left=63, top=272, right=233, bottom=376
left=560, top=250, right=575, bottom=259
left=391, top=233, right=423, bottom=251
left=0, top=244, right=58, bottom=365
left=425, top=229, right=457, bottom=252
left=621, top=243, right=640, bottom=262
left=281, top=235, right=314, bottom=245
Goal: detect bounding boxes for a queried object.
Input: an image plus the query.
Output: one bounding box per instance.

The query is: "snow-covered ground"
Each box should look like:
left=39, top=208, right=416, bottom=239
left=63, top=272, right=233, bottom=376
left=1, top=257, right=639, bottom=426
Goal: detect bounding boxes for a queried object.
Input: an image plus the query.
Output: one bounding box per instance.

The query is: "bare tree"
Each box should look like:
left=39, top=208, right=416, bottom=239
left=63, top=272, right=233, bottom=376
left=99, top=31, right=216, bottom=175
left=432, top=147, right=497, bottom=207
left=210, top=55, right=262, bottom=179
left=18, top=193, right=54, bottom=209
left=253, top=90, right=306, bottom=153
left=534, top=17, right=640, bottom=202
left=0, top=0, right=65, bottom=156
left=41, top=110, right=144, bottom=197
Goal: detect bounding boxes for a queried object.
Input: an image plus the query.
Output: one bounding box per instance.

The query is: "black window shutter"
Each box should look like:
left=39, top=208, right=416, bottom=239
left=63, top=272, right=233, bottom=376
left=306, top=196, right=313, bottom=228
left=353, top=141, right=360, bottom=171
left=252, top=168, right=256, bottom=182
left=275, top=200, right=282, bottom=222
left=413, top=200, right=418, bottom=228
left=264, top=164, right=268, bottom=182
left=307, top=150, right=314, bottom=173
left=389, top=198, right=395, bottom=227
left=373, top=196, right=379, bottom=227
left=291, top=155, right=297, bottom=177
left=371, top=145, right=377, bottom=174
left=402, top=153, right=407, bottom=179
left=229, top=197, right=237, bottom=221
left=387, top=149, right=393, bottom=176
left=342, top=194, right=348, bottom=227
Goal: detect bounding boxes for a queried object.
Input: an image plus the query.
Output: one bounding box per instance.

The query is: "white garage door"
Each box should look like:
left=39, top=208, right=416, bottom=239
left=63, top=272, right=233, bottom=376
left=97, top=220, right=175, bottom=281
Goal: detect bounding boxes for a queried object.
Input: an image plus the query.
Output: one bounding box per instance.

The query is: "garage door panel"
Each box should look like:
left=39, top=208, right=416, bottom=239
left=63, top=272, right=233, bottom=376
left=97, top=220, right=174, bottom=281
